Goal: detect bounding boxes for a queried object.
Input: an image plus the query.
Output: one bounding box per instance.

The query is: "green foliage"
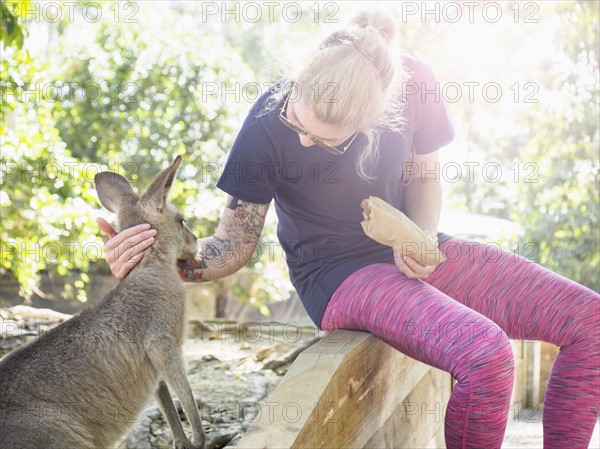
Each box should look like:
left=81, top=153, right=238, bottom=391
left=1, top=41, right=101, bottom=301
left=49, top=17, right=255, bottom=235
left=0, top=0, right=30, bottom=49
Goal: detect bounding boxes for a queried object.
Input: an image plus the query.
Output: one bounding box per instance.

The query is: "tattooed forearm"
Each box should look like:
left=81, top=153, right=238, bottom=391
left=179, top=237, right=236, bottom=281
left=204, top=238, right=225, bottom=260
left=178, top=196, right=269, bottom=282
left=226, top=196, right=268, bottom=244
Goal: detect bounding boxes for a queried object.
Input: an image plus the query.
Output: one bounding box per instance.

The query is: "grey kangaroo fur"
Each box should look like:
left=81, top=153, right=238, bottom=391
left=0, top=156, right=205, bottom=449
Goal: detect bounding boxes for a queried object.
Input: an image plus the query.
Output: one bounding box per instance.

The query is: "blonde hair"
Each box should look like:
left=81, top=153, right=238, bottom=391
left=278, top=9, right=408, bottom=181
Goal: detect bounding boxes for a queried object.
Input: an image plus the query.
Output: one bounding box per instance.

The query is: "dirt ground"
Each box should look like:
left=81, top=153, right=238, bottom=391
left=502, top=408, right=600, bottom=448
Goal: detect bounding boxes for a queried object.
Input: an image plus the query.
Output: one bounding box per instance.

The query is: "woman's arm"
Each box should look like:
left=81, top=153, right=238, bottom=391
left=177, top=195, right=269, bottom=282
left=97, top=195, right=269, bottom=281
left=395, top=149, right=442, bottom=279
left=403, top=149, right=442, bottom=235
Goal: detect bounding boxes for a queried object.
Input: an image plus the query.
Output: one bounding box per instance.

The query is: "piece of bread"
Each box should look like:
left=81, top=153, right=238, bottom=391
left=360, top=196, right=445, bottom=265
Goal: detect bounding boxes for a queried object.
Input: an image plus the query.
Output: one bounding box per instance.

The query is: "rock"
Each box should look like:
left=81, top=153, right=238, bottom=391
left=205, top=426, right=243, bottom=449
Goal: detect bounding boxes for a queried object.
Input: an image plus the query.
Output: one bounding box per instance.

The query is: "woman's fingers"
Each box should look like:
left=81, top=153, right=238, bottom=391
left=97, top=221, right=157, bottom=280
left=394, top=248, right=436, bottom=279
left=403, top=256, right=436, bottom=278
left=106, top=223, right=152, bottom=247
left=112, top=228, right=156, bottom=278
left=393, top=249, right=416, bottom=278
left=116, top=252, right=144, bottom=280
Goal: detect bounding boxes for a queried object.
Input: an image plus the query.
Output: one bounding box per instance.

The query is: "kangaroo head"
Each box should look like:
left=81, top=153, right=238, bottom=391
left=94, top=155, right=197, bottom=262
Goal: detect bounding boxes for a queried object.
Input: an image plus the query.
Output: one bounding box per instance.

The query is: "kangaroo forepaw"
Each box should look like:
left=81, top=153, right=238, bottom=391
left=175, top=440, right=204, bottom=449
left=192, top=436, right=205, bottom=449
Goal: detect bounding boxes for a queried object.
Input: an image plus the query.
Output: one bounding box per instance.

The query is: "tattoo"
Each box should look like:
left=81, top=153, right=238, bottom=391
left=177, top=259, right=207, bottom=282
left=225, top=196, right=268, bottom=245
left=204, top=241, right=223, bottom=259
left=201, top=237, right=234, bottom=269
left=180, top=196, right=268, bottom=280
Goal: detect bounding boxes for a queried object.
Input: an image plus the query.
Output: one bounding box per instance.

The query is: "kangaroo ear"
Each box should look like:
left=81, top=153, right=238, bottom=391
left=94, top=172, right=138, bottom=213
left=140, top=155, right=182, bottom=211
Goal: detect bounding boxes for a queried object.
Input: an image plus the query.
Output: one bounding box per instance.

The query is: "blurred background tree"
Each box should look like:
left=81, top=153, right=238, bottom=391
left=511, top=1, right=599, bottom=289
left=1, top=0, right=101, bottom=301
left=1, top=0, right=598, bottom=311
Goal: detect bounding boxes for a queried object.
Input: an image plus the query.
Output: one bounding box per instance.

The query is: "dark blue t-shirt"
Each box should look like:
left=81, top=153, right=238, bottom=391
left=216, top=55, right=455, bottom=329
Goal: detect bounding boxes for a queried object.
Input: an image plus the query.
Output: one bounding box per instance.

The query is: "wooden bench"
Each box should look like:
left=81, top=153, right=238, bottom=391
left=236, top=330, right=452, bottom=448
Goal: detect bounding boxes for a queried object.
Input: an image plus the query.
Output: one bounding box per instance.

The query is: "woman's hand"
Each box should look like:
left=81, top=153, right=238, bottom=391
left=96, top=217, right=157, bottom=280
left=393, top=247, right=437, bottom=280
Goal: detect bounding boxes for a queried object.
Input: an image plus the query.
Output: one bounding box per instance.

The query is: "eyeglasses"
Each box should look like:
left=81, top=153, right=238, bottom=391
left=279, top=94, right=358, bottom=156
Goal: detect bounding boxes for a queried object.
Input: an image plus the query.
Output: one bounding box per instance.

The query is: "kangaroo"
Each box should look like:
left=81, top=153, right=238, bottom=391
left=0, top=156, right=205, bottom=449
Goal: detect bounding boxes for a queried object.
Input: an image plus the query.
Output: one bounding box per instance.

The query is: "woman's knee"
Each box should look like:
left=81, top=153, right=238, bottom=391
left=553, top=293, right=600, bottom=348
left=460, top=326, right=515, bottom=381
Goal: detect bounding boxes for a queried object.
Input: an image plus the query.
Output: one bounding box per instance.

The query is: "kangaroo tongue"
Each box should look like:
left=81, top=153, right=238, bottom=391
left=360, top=196, right=445, bottom=265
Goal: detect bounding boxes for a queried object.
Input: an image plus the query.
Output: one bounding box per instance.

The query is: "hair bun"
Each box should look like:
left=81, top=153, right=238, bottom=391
left=349, top=10, right=396, bottom=45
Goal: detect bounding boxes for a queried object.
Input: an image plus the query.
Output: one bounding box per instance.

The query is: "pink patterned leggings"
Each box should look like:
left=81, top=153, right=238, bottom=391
left=321, top=237, right=599, bottom=449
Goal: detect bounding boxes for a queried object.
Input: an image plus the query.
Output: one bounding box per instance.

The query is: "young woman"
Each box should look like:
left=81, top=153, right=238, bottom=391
left=97, top=10, right=599, bottom=449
